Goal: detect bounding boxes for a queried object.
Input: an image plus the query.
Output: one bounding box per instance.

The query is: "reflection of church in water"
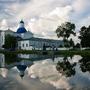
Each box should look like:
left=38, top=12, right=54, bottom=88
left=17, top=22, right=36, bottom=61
left=16, top=60, right=33, bottom=79
left=0, top=53, right=56, bottom=78
left=0, top=54, right=33, bottom=79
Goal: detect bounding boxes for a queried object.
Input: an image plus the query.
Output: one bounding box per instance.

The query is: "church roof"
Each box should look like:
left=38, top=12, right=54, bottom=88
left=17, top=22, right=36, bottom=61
left=17, top=27, right=27, bottom=33
left=4, top=29, right=14, bottom=32
left=18, top=37, right=63, bottom=43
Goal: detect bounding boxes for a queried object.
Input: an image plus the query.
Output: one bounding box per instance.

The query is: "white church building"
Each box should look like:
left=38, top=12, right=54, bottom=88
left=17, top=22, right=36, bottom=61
left=0, top=20, right=63, bottom=50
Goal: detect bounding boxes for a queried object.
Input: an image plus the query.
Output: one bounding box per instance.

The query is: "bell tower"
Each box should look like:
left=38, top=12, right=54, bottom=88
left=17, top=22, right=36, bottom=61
left=19, top=20, right=24, bottom=28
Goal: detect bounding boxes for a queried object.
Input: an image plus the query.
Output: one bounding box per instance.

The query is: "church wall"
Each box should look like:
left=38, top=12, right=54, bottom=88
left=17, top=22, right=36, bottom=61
left=18, top=40, right=33, bottom=50
left=0, top=31, right=5, bottom=49
left=0, top=32, right=2, bottom=48
left=18, top=39, right=63, bottom=50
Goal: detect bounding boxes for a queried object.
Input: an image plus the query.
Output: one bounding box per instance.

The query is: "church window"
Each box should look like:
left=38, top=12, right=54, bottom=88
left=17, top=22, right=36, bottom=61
left=26, top=43, right=28, bottom=47
left=22, top=44, right=24, bottom=47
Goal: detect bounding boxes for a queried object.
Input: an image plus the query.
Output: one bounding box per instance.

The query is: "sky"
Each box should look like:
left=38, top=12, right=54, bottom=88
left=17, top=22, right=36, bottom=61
left=0, top=0, right=90, bottom=41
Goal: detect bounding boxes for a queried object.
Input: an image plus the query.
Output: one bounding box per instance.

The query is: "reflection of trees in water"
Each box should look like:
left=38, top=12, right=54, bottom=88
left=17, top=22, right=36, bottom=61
left=5, top=54, right=19, bottom=64
left=79, top=57, right=90, bottom=73
left=56, top=56, right=76, bottom=77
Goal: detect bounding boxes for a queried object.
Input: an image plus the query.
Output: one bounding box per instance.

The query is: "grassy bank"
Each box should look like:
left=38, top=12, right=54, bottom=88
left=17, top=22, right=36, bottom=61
left=0, top=49, right=90, bottom=56
left=0, top=50, right=41, bottom=54
left=54, top=50, right=90, bottom=57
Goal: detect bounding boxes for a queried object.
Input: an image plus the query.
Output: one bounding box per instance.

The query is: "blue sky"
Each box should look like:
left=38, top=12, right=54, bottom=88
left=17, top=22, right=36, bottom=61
left=0, top=0, right=90, bottom=40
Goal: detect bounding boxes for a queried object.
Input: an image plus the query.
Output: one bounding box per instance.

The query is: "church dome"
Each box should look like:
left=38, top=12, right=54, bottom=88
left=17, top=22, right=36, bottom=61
left=17, top=27, right=27, bottom=33
left=17, top=20, right=27, bottom=33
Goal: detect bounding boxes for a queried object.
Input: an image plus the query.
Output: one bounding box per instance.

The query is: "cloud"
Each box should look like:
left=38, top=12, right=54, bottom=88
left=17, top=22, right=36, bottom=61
left=78, top=16, right=90, bottom=28
left=0, top=19, right=8, bottom=30
left=71, top=0, right=90, bottom=23
left=27, top=6, right=72, bottom=39
left=68, top=34, right=81, bottom=45
left=0, top=0, right=90, bottom=42
left=72, top=0, right=90, bottom=12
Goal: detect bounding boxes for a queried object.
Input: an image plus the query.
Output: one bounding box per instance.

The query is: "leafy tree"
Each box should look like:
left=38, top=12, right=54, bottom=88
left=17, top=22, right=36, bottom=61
left=59, top=44, right=63, bottom=48
left=69, top=39, right=74, bottom=48
left=64, top=39, right=70, bottom=48
left=79, top=26, right=90, bottom=47
left=5, top=53, right=18, bottom=64
left=3, top=35, right=17, bottom=50
left=75, top=43, right=80, bottom=48
left=56, top=22, right=76, bottom=46
left=43, top=43, right=46, bottom=50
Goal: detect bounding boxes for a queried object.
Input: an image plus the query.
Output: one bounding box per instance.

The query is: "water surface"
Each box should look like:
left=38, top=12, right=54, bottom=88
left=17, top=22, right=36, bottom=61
left=0, top=53, right=90, bottom=90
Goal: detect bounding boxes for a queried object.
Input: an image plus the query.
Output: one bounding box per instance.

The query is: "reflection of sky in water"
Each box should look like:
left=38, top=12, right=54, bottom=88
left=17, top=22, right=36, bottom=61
left=0, top=66, right=57, bottom=90
left=0, top=54, right=90, bottom=90
left=28, top=60, right=71, bottom=90
left=28, top=55, right=90, bottom=90
left=0, top=68, right=8, bottom=78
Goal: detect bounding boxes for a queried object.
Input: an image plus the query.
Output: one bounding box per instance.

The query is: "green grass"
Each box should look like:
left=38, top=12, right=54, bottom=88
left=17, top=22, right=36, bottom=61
left=54, top=50, right=90, bottom=57
left=0, top=49, right=90, bottom=57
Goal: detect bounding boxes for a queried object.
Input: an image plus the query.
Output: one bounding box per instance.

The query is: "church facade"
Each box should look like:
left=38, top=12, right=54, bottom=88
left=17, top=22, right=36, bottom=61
left=0, top=20, right=63, bottom=50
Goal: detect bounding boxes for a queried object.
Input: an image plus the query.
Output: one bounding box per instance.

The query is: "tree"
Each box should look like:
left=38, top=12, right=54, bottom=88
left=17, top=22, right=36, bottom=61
left=3, top=35, right=17, bottom=50
left=43, top=43, right=46, bottom=50
left=56, top=22, right=76, bottom=46
left=79, top=26, right=90, bottom=47
left=69, top=39, right=74, bottom=48
left=59, top=44, right=63, bottom=48
left=75, top=43, right=80, bottom=48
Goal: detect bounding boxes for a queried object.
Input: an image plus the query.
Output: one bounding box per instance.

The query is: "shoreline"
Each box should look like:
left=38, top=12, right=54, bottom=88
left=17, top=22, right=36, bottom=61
left=0, top=49, right=90, bottom=56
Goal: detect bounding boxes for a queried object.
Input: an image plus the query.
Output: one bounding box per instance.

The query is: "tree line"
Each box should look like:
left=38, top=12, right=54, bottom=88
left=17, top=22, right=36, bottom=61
left=56, top=22, right=90, bottom=49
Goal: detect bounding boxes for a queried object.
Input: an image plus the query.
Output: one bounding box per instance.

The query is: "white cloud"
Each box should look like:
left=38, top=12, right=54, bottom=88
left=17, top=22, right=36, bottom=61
left=0, top=0, right=90, bottom=43
left=72, top=0, right=90, bottom=12
left=78, top=16, right=90, bottom=28
left=69, top=34, right=81, bottom=45
left=27, top=6, right=72, bottom=39
left=0, top=19, right=8, bottom=30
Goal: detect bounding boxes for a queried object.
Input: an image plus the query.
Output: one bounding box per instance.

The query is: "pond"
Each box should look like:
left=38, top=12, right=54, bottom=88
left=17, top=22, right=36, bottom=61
left=0, top=53, right=90, bottom=90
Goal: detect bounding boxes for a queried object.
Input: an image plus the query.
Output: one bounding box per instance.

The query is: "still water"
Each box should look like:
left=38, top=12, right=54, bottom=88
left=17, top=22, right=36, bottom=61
left=0, top=53, right=90, bottom=90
